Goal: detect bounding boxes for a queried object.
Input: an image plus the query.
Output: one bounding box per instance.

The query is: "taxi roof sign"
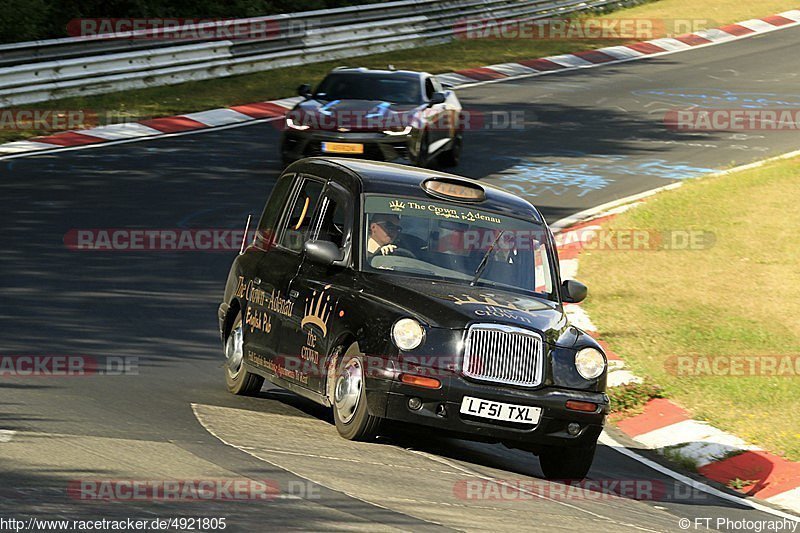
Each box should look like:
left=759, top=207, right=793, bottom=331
left=422, top=178, right=485, bottom=202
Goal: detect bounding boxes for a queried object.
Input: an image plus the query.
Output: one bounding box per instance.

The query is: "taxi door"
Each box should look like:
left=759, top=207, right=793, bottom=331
left=278, top=180, right=354, bottom=395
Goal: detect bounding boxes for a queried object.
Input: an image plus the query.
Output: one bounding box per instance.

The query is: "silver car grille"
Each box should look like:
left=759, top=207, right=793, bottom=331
left=462, top=324, right=544, bottom=387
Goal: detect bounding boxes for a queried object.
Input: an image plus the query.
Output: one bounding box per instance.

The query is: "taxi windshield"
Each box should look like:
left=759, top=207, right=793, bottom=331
left=362, top=195, right=555, bottom=298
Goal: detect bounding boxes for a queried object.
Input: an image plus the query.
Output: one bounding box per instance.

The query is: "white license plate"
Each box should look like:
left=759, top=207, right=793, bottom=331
left=460, top=396, right=542, bottom=424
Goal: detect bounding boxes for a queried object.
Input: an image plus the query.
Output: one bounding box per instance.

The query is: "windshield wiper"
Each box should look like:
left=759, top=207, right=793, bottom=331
left=470, top=230, right=506, bottom=287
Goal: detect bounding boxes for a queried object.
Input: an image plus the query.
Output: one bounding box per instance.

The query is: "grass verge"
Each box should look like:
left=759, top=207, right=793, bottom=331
left=2, top=0, right=799, bottom=144
left=579, top=155, right=800, bottom=461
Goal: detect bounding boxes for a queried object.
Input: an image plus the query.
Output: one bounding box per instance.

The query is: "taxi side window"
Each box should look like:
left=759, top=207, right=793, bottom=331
left=280, top=178, right=324, bottom=252
left=312, top=197, right=345, bottom=248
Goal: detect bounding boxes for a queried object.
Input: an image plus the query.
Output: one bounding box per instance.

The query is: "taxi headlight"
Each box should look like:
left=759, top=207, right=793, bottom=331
left=575, top=348, right=606, bottom=380
left=392, top=318, right=425, bottom=351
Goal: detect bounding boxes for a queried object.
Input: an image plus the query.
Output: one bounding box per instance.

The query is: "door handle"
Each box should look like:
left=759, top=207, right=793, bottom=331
left=289, top=290, right=299, bottom=299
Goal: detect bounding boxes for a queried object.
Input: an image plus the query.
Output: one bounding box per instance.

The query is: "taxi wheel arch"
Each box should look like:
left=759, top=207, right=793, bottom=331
left=329, top=340, right=381, bottom=441
left=224, top=309, right=264, bottom=396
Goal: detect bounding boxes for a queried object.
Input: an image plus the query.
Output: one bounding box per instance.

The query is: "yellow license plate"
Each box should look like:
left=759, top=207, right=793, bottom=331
left=322, top=142, right=364, bottom=154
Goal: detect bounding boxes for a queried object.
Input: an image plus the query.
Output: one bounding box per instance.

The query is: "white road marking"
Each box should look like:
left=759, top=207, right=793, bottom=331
left=483, top=63, right=538, bottom=76
left=0, top=140, right=67, bottom=154
left=0, top=430, right=16, bottom=442
left=737, top=19, right=781, bottom=33
left=596, top=46, right=645, bottom=60
left=182, top=108, right=254, bottom=127
left=74, top=123, right=163, bottom=140
left=400, top=446, right=664, bottom=532
left=645, top=38, right=692, bottom=52
left=190, top=403, right=450, bottom=530
left=599, top=431, right=800, bottom=521
left=545, top=54, right=594, bottom=68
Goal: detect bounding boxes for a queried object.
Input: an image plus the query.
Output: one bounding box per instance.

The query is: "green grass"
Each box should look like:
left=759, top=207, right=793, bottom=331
left=2, top=0, right=798, bottom=144
left=579, top=156, right=800, bottom=461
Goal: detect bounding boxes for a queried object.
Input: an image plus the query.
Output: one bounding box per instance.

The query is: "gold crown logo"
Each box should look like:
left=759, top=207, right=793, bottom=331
left=389, top=200, right=405, bottom=212
left=449, top=294, right=523, bottom=312
left=302, top=287, right=334, bottom=337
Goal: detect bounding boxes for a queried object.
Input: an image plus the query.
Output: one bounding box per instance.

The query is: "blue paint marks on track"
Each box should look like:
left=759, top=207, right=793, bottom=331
left=491, top=154, right=714, bottom=197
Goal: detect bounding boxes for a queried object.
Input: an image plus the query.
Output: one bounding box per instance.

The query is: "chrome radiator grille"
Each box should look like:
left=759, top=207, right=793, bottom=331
left=462, top=324, right=544, bottom=387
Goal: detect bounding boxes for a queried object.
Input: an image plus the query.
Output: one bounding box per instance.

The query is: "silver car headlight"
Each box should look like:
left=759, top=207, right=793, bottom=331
left=392, top=318, right=425, bottom=351
left=383, top=126, right=412, bottom=136
left=575, top=347, right=606, bottom=380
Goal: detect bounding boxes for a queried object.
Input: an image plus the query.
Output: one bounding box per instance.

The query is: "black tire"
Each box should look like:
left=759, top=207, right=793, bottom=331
left=440, top=132, right=462, bottom=167
left=414, top=131, right=429, bottom=168
left=538, top=442, right=597, bottom=480
left=224, top=315, right=264, bottom=395
left=330, top=345, right=381, bottom=441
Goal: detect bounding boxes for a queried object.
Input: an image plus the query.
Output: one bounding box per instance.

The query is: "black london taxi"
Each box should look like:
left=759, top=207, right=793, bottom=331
left=218, top=158, right=608, bottom=479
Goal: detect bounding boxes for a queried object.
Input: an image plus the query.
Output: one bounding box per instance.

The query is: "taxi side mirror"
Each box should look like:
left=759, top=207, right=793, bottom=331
left=561, top=279, right=587, bottom=304
left=304, top=240, right=344, bottom=265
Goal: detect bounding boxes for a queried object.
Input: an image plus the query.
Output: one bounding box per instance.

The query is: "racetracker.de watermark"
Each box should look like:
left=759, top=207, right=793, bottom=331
left=64, top=229, right=266, bottom=252
left=0, top=355, right=138, bottom=376
left=282, top=109, right=526, bottom=132
left=0, top=109, right=98, bottom=131
left=453, top=478, right=708, bottom=501
left=66, top=18, right=313, bottom=40
left=665, top=109, right=800, bottom=131
left=454, top=18, right=716, bottom=40
left=66, top=479, right=321, bottom=501
left=556, top=228, right=716, bottom=251
left=666, top=355, right=800, bottom=377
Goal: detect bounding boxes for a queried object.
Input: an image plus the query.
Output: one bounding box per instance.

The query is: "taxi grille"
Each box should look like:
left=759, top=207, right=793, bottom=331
left=462, top=324, right=544, bottom=387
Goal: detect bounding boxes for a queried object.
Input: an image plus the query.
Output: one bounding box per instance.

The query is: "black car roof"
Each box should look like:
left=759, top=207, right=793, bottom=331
left=327, top=68, right=426, bottom=80
left=305, top=158, right=545, bottom=225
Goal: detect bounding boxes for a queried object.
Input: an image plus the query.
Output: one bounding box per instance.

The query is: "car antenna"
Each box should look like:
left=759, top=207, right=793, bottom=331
left=239, top=214, right=253, bottom=255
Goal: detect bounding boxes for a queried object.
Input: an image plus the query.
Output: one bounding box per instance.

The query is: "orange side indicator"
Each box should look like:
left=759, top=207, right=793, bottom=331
left=565, top=400, right=598, bottom=412
left=400, top=374, right=441, bottom=389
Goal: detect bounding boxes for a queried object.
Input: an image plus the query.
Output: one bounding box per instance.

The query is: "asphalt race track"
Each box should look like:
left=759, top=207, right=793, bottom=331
left=2, top=25, right=799, bottom=532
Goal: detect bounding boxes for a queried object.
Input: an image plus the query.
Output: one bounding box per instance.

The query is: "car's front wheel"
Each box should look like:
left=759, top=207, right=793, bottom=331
left=224, top=315, right=264, bottom=395
left=331, top=351, right=381, bottom=441
left=538, top=442, right=597, bottom=480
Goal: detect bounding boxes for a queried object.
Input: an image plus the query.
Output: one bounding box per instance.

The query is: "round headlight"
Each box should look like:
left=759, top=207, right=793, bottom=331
left=575, top=348, right=606, bottom=380
left=392, top=318, right=425, bottom=351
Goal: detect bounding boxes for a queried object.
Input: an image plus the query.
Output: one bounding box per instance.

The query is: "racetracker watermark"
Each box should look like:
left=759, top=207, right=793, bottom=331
left=66, top=479, right=321, bottom=501
left=67, top=479, right=280, bottom=501
left=282, top=109, right=526, bottom=132
left=64, top=229, right=268, bottom=252
left=0, top=109, right=98, bottom=131
left=0, top=355, right=138, bottom=376
left=454, top=18, right=715, bottom=40
left=66, top=18, right=313, bottom=40
left=453, top=479, right=708, bottom=501
left=665, top=109, right=800, bottom=131
left=666, top=355, right=800, bottom=377
left=556, top=228, right=716, bottom=251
